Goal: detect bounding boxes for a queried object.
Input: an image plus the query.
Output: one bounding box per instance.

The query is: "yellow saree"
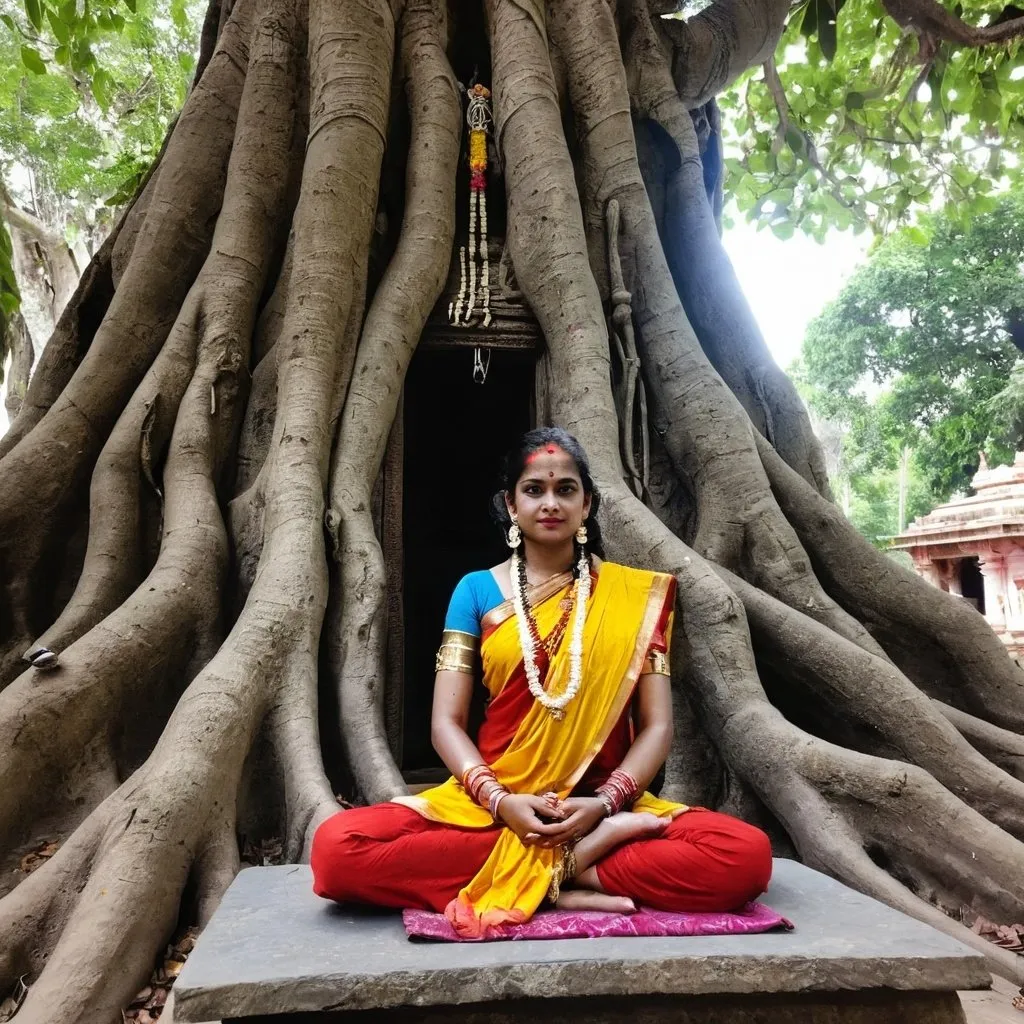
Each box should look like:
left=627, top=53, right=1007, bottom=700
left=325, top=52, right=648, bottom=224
left=392, top=562, right=687, bottom=937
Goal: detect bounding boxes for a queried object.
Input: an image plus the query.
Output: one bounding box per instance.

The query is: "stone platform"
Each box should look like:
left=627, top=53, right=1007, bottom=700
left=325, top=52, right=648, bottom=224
left=173, top=858, right=990, bottom=1023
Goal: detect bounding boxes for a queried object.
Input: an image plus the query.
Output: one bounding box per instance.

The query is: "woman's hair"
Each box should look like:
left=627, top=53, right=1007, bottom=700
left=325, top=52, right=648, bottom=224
left=490, top=427, right=606, bottom=560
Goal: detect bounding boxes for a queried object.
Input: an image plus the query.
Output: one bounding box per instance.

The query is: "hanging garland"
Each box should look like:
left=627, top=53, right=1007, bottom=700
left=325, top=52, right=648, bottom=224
left=449, top=83, right=493, bottom=331
left=509, top=544, right=591, bottom=719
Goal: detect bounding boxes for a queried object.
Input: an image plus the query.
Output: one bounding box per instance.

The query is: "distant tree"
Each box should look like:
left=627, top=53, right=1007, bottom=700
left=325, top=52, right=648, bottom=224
left=799, top=189, right=1024, bottom=501
left=0, top=0, right=200, bottom=413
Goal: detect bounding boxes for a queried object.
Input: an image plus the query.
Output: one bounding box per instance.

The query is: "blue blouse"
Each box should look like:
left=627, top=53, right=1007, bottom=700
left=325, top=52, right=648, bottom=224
left=444, top=570, right=505, bottom=637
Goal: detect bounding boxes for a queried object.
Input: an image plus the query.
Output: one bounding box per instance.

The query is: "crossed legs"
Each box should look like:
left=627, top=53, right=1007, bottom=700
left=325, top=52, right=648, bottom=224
left=311, top=803, right=772, bottom=914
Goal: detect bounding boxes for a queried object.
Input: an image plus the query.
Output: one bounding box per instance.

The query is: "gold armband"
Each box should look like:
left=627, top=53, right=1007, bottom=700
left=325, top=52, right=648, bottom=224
left=435, top=630, right=479, bottom=674
left=643, top=649, right=670, bottom=676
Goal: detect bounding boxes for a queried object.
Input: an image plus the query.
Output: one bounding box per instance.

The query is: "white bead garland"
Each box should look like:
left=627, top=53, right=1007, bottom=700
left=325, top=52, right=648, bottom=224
left=480, top=189, right=491, bottom=328
left=510, top=545, right=591, bottom=719
left=449, top=244, right=468, bottom=325
left=466, top=188, right=478, bottom=322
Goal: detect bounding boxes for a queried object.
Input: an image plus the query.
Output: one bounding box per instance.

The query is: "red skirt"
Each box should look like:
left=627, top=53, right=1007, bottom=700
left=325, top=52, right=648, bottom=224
left=310, top=803, right=772, bottom=913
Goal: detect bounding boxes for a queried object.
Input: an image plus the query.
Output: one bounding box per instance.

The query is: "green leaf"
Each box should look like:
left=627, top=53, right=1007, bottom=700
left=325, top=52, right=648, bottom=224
left=0, top=13, right=17, bottom=31
left=177, top=51, right=194, bottom=74
left=0, top=291, right=20, bottom=318
left=170, top=0, right=187, bottom=29
left=0, top=260, right=19, bottom=294
left=47, top=8, right=70, bottom=42
left=950, top=163, right=974, bottom=188
left=59, top=0, right=76, bottom=21
left=122, top=0, right=136, bottom=11
left=23, top=0, right=43, bottom=32
left=91, top=66, right=113, bottom=109
left=905, top=226, right=929, bottom=245
left=845, top=91, right=865, bottom=110
left=20, top=45, right=47, bottom=74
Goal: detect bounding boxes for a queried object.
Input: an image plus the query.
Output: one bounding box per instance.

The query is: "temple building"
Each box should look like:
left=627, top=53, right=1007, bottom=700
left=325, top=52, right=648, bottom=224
left=891, top=452, right=1024, bottom=660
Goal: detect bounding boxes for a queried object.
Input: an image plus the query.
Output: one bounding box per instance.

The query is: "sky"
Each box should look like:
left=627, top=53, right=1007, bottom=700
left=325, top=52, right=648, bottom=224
left=722, top=213, right=870, bottom=370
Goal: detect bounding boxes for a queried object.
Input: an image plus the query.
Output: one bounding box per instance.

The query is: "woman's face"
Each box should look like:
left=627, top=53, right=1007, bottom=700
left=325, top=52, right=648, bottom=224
left=506, top=445, right=591, bottom=548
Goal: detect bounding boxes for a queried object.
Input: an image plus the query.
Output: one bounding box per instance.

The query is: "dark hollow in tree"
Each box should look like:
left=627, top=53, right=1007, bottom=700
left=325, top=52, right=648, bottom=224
left=0, top=1, right=1023, bottom=1021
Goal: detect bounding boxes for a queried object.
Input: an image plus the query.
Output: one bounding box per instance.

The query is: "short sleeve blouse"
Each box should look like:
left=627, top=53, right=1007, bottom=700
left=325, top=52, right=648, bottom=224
left=443, top=571, right=505, bottom=637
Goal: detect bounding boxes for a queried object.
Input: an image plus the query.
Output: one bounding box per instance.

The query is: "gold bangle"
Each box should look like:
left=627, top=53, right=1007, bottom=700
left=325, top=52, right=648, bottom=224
left=643, top=650, right=670, bottom=676
left=435, top=630, right=478, bottom=674
left=546, top=842, right=578, bottom=904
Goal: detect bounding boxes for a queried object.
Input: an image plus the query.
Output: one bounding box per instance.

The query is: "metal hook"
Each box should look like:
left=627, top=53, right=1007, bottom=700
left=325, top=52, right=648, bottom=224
left=472, top=346, right=491, bottom=385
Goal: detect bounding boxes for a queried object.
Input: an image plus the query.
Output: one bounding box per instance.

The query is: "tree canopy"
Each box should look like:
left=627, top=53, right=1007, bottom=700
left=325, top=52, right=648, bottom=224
left=718, top=0, right=1024, bottom=238
left=797, top=189, right=1024, bottom=537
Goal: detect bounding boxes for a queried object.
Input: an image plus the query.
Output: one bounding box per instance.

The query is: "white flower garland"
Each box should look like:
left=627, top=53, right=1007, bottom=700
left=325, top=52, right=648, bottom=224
left=510, top=546, right=591, bottom=718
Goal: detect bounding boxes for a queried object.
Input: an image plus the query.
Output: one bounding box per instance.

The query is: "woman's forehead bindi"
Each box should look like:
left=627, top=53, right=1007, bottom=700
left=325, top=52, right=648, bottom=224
left=525, top=444, right=565, bottom=464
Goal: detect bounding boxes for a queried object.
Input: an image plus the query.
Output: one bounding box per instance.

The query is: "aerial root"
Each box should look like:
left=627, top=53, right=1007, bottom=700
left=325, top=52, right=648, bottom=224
left=0, top=0, right=301, bottom=859
left=32, top=293, right=202, bottom=659
left=0, top=0, right=257, bottom=690
left=621, top=0, right=830, bottom=494
left=550, top=0, right=877, bottom=663
left=326, top=0, right=459, bottom=804
left=193, top=818, right=242, bottom=928
left=6, top=751, right=240, bottom=1024
left=271, top=658, right=339, bottom=861
left=758, top=433, right=1024, bottom=730
left=936, top=702, right=1024, bottom=782
left=0, top=806, right=109, bottom=993
left=790, top=794, right=1024, bottom=983
left=590, top=451, right=1024, bottom=983
left=723, top=567, right=1024, bottom=838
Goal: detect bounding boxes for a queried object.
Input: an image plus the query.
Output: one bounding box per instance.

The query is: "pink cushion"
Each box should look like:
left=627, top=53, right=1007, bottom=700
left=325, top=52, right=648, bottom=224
left=403, top=902, right=793, bottom=943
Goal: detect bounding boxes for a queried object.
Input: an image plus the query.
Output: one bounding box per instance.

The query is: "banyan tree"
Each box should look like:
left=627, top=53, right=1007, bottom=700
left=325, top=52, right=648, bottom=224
left=1, top=0, right=1023, bottom=1020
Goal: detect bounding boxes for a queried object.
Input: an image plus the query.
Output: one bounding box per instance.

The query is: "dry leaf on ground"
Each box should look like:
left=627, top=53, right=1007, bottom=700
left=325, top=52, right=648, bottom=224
left=124, top=925, right=201, bottom=1020
left=18, top=840, right=59, bottom=876
left=971, top=915, right=1024, bottom=955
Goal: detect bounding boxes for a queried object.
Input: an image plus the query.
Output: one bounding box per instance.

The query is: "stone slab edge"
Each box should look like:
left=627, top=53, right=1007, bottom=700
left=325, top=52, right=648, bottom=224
left=174, top=950, right=992, bottom=1021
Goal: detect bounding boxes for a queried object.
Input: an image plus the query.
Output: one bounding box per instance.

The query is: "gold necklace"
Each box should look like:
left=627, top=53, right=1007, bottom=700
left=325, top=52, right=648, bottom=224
left=522, top=562, right=573, bottom=588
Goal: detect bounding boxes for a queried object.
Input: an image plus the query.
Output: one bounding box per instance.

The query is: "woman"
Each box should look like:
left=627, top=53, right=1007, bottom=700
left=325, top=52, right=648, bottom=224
left=311, top=429, right=771, bottom=938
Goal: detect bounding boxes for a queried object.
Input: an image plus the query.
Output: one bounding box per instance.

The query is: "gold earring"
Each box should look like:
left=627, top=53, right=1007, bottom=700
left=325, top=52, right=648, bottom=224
left=575, top=521, right=588, bottom=545
left=507, top=517, right=522, bottom=548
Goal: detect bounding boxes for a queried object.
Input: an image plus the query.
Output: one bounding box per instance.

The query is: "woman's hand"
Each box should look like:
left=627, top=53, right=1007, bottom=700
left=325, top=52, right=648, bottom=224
left=497, top=793, right=568, bottom=845
left=505, top=795, right=607, bottom=847
left=535, top=796, right=607, bottom=845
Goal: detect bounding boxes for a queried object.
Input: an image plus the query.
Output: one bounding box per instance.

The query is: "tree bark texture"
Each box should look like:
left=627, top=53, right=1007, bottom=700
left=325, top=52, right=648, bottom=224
left=1, top=1, right=1023, bottom=1020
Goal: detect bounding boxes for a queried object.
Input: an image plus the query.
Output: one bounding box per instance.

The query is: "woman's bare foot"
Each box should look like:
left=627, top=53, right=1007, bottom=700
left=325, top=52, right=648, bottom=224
left=555, top=889, right=637, bottom=914
left=572, top=811, right=668, bottom=875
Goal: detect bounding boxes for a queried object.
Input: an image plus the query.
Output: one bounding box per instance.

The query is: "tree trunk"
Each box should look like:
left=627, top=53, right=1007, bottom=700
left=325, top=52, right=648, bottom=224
left=1, top=1, right=1023, bottom=1020
left=2, top=187, right=81, bottom=350
left=2, top=311, right=33, bottom=421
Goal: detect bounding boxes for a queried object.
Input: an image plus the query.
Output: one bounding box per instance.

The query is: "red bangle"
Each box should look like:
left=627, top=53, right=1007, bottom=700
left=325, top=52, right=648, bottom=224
left=595, top=768, right=639, bottom=815
left=461, top=764, right=509, bottom=818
